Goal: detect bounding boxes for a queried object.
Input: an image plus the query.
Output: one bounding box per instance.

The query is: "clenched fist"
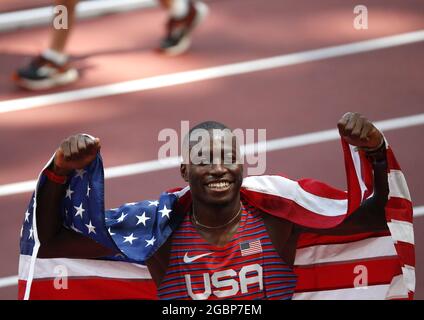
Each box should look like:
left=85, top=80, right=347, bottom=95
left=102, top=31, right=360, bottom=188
left=337, top=112, right=383, bottom=150
left=53, top=134, right=101, bottom=176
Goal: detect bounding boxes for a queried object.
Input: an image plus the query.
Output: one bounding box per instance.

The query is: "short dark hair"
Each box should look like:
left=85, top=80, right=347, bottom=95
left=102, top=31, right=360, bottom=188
left=188, top=121, right=229, bottom=135
left=182, top=121, right=235, bottom=163
left=184, top=121, right=231, bottom=147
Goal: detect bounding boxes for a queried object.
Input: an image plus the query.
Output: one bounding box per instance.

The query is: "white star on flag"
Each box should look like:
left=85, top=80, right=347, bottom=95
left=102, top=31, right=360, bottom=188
left=136, top=212, right=150, bottom=226
left=75, top=169, right=86, bottom=179
left=108, top=228, right=116, bottom=236
left=117, top=212, right=128, bottom=223
left=86, top=184, right=91, bottom=197
left=28, top=227, right=34, bottom=239
left=145, top=236, right=156, bottom=247
left=148, top=201, right=159, bottom=207
left=74, top=203, right=85, bottom=218
left=159, top=205, right=172, bottom=219
left=85, top=220, right=96, bottom=234
left=24, top=210, right=30, bottom=222
left=65, top=186, right=74, bottom=200
left=123, top=233, right=138, bottom=245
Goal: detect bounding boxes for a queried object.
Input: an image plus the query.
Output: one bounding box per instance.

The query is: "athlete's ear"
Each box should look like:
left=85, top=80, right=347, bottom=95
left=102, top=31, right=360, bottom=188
left=180, top=164, right=189, bottom=182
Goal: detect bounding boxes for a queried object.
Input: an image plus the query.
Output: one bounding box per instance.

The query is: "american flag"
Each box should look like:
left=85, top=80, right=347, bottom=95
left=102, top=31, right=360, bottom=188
left=18, top=154, right=185, bottom=299
left=240, top=239, right=262, bottom=256
left=18, top=138, right=415, bottom=300
left=20, top=154, right=181, bottom=265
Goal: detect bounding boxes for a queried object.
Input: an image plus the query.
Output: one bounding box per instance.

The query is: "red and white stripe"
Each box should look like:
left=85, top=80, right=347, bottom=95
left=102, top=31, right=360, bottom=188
left=240, top=138, right=415, bottom=300
left=18, top=254, right=156, bottom=300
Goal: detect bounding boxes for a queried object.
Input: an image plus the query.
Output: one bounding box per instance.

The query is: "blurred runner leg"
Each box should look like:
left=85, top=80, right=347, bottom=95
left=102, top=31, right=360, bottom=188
left=13, top=0, right=209, bottom=90
left=13, top=0, right=79, bottom=90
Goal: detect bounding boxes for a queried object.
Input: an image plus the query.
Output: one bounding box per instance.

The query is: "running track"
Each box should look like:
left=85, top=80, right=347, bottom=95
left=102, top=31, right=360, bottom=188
left=0, top=0, right=423, bottom=299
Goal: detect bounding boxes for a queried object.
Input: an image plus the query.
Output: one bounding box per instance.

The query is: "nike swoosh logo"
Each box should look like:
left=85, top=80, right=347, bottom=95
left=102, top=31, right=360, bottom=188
left=183, top=252, right=213, bottom=263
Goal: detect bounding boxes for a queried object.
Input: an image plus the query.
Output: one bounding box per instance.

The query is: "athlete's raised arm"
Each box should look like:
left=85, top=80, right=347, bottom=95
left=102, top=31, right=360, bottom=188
left=304, top=112, right=389, bottom=235
left=36, top=134, right=116, bottom=258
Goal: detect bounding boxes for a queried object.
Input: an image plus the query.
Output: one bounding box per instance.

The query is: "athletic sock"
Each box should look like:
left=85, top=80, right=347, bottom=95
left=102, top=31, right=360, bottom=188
left=41, top=48, right=68, bottom=66
left=169, top=0, right=190, bottom=19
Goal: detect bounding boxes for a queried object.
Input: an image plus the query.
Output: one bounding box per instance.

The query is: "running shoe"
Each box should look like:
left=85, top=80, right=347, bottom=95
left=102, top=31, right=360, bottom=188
left=159, top=1, right=209, bottom=56
left=13, top=55, right=79, bottom=90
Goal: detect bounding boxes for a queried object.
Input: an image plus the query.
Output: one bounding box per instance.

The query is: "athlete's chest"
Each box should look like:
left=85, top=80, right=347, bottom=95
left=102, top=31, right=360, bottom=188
left=157, top=205, right=297, bottom=300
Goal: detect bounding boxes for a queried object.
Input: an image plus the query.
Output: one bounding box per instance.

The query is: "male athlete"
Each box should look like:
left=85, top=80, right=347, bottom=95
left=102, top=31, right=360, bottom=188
left=13, top=0, right=208, bottom=90
left=34, top=112, right=391, bottom=299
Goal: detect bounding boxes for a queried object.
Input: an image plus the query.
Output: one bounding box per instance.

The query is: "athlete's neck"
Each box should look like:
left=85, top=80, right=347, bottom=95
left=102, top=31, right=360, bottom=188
left=192, top=195, right=241, bottom=229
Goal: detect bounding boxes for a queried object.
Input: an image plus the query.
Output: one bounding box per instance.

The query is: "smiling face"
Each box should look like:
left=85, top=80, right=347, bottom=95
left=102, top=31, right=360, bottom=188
left=180, top=128, right=243, bottom=207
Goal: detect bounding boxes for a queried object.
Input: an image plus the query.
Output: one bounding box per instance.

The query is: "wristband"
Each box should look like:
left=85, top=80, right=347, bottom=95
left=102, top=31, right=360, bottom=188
left=43, top=168, right=68, bottom=184
left=356, top=138, right=385, bottom=153
left=364, top=141, right=387, bottom=163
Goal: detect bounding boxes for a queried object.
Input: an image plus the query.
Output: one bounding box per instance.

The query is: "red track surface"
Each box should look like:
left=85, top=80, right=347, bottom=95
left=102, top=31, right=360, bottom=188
left=0, top=0, right=423, bottom=299
left=0, top=0, right=52, bottom=13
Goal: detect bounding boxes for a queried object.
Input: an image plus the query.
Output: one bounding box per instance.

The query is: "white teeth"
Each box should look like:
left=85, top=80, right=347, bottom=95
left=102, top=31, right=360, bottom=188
left=207, top=181, right=230, bottom=189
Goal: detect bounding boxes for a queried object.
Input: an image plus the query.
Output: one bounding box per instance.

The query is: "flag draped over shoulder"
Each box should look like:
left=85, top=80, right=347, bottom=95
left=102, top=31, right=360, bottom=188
left=18, top=138, right=415, bottom=300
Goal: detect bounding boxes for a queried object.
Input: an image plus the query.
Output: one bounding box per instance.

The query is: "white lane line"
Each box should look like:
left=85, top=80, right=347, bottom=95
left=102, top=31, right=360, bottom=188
left=1, top=30, right=424, bottom=114
left=414, top=206, right=424, bottom=217
left=2, top=205, right=423, bottom=289
left=0, top=112, right=423, bottom=197
left=0, top=275, right=18, bottom=288
left=0, top=0, right=156, bottom=32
